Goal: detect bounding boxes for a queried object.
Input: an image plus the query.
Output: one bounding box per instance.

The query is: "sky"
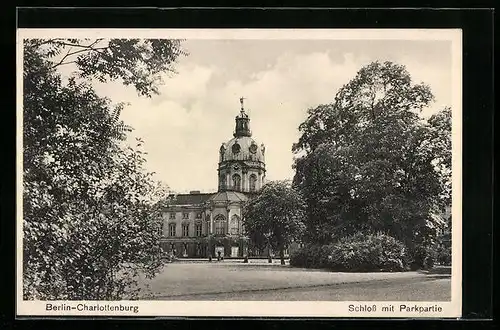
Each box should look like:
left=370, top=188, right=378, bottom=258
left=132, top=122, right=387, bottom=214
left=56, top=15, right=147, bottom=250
left=86, top=38, right=453, bottom=194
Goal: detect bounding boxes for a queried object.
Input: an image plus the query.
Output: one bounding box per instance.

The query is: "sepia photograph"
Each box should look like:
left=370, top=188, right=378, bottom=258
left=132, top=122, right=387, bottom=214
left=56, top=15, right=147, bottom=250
left=16, top=28, right=462, bottom=317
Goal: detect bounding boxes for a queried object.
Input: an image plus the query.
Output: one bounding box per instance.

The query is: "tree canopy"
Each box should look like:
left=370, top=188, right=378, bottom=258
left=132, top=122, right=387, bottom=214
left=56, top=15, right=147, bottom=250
left=292, top=61, right=452, bottom=254
left=243, top=181, right=306, bottom=264
left=22, top=38, right=185, bottom=299
left=25, top=38, right=186, bottom=97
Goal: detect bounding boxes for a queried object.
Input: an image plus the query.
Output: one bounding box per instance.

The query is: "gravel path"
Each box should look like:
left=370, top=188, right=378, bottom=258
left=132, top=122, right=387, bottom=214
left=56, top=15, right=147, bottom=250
left=158, top=277, right=451, bottom=301
left=137, top=262, right=442, bottom=300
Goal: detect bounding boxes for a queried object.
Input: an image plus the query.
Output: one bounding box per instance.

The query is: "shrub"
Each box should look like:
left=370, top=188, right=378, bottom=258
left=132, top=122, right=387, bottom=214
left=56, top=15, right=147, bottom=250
left=289, top=244, right=332, bottom=268
left=290, top=232, right=408, bottom=272
left=289, top=248, right=306, bottom=267
left=409, top=244, right=437, bottom=270
left=436, top=244, right=451, bottom=266
left=325, top=232, right=408, bottom=272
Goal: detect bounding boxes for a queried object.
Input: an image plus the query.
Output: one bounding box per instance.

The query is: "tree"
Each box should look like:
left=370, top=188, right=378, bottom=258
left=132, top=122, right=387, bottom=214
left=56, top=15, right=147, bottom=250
left=243, top=181, right=306, bottom=265
left=22, top=39, right=184, bottom=299
left=293, top=61, right=451, bottom=261
left=25, top=38, right=186, bottom=97
left=427, top=107, right=452, bottom=206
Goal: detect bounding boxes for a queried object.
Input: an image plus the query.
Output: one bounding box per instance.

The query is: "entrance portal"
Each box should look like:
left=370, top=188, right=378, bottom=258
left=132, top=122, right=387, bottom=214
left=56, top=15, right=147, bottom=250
left=231, top=246, right=239, bottom=257
left=215, top=246, right=224, bottom=258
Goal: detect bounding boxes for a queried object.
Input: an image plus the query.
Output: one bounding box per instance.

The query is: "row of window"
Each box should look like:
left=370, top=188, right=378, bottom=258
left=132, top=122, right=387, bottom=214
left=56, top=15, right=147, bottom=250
left=169, top=212, right=203, bottom=220
left=167, top=223, right=240, bottom=237
left=220, top=174, right=258, bottom=192
left=164, top=242, right=204, bottom=257
left=168, top=223, right=204, bottom=237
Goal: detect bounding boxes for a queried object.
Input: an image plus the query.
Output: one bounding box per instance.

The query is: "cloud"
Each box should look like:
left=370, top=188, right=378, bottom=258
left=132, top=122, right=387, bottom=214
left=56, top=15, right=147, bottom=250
left=218, top=51, right=370, bottom=184
left=402, top=56, right=452, bottom=117
left=87, top=41, right=452, bottom=193
left=152, top=64, right=215, bottom=108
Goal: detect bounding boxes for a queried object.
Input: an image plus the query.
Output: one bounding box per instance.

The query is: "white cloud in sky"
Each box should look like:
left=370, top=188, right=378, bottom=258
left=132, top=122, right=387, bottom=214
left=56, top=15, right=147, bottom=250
left=87, top=39, right=452, bottom=193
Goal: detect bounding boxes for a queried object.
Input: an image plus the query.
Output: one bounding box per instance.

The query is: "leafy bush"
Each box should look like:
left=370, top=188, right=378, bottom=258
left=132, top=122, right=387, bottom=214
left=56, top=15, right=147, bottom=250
left=409, top=244, right=437, bottom=270
left=290, top=232, right=408, bottom=272
left=326, top=232, right=408, bottom=272
left=436, top=244, right=451, bottom=266
left=289, top=245, right=330, bottom=268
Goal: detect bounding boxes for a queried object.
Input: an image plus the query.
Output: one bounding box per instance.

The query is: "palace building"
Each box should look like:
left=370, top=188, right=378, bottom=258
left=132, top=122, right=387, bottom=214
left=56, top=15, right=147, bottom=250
left=159, top=98, right=270, bottom=258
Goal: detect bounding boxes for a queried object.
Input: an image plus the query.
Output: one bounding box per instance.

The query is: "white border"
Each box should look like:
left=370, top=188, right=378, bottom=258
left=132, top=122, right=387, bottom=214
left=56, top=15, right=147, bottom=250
left=16, top=28, right=462, bottom=318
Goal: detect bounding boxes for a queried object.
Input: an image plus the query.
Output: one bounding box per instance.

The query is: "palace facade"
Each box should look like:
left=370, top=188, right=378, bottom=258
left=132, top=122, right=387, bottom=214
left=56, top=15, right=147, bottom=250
left=159, top=98, right=277, bottom=258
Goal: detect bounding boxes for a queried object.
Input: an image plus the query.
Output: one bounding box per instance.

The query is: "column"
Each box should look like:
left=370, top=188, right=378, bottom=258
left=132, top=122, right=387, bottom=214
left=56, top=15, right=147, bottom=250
left=242, top=171, right=247, bottom=192
left=207, top=209, right=213, bottom=258
left=162, top=216, right=167, bottom=238
left=237, top=209, right=242, bottom=235
left=226, top=207, right=230, bottom=235
left=206, top=210, right=212, bottom=235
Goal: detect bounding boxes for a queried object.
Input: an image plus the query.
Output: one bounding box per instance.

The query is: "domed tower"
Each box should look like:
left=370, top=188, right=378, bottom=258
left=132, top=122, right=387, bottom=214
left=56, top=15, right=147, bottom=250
left=218, top=98, right=266, bottom=193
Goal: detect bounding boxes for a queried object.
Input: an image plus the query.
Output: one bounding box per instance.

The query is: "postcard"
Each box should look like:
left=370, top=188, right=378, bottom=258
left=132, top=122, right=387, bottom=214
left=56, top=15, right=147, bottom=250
left=17, top=28, right=462, bottom=318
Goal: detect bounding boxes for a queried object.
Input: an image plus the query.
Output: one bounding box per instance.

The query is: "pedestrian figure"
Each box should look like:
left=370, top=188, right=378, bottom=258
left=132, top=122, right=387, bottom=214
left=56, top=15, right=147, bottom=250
left=217, top=250, right=221, bottom=261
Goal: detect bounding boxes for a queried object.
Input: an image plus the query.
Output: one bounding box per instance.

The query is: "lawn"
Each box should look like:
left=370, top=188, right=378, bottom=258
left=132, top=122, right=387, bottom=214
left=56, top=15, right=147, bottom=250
left=137, top=262, right=450, bottom=301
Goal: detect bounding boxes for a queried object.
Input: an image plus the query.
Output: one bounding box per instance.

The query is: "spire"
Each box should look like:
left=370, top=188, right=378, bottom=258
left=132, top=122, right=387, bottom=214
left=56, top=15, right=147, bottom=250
left=240, top=96, right=246, bottom=115
left=234, top=97, right=252, bottom=137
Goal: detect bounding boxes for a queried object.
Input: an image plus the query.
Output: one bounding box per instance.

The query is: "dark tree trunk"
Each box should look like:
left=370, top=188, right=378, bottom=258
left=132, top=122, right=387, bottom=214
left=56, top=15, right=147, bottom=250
left=267, top=240, right=272, bottom=263
left=279, top=242, right=285, bottom=265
